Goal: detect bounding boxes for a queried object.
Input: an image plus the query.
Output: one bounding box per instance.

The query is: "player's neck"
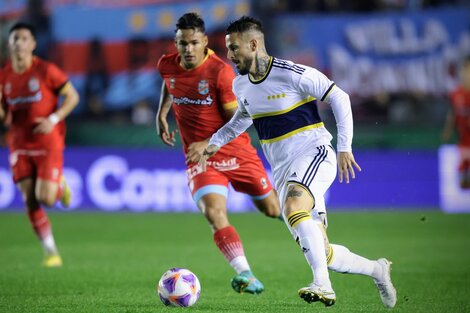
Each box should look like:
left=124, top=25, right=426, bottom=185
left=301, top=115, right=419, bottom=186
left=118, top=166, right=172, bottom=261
left=12, top=55, right=34, bottom=73
left=250, top=53, right=271, bottom=81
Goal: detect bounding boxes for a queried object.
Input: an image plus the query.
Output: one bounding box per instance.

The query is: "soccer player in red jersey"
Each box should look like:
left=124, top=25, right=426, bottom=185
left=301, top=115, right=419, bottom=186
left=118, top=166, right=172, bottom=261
left=443, top=55, right=470, bottom=189
left=156, top=13, right=281, bottom=294
left=0, top=22, right=79, bottom=267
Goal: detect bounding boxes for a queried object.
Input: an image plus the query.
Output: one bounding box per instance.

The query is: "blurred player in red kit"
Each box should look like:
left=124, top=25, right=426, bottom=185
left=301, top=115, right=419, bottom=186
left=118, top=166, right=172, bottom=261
left=443, top=55, right=470, bottom=189
left=156, top=13, right=281, bottom=294
left=0, top=22, right=79, bottom=267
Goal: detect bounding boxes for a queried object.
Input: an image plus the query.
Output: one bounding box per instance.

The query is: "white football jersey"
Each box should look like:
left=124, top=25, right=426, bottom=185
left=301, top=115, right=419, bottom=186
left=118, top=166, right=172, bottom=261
left=209, top=57, right=353, bottom=189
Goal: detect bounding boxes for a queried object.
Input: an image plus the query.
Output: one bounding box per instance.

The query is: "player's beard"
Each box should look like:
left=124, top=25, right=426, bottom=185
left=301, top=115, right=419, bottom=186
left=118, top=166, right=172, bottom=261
left=237, top=57, right=253, bottom=75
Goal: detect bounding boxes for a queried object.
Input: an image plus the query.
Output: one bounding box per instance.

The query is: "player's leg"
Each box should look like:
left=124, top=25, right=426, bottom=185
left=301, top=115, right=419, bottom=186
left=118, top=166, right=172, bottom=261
left=282, top=145, right=337, bottom=306
left=459, top=157, right=470, bottom=189
left=16, top=177, right=62, bottom=267
left=283, top=184, right=335, bottom=306
left=190, top=168, right=263, bottom=294
left=228, top=153, right=281, bottom=219
left=35, top=150, right=71, bottom=208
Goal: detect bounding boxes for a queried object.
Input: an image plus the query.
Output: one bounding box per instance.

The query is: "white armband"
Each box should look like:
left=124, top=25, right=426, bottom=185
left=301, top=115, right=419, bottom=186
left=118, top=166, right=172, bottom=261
left=48, top=113, right=60, bottom=125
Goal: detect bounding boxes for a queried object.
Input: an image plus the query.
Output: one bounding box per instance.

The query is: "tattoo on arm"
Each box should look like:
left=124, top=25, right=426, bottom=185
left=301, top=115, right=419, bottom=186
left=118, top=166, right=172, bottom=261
left=286, top=189, right=303, bottom=198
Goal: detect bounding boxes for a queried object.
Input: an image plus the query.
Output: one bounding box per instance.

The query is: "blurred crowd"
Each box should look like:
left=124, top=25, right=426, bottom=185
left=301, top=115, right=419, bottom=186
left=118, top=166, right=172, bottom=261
left=1, top=0, right=469, bottom=146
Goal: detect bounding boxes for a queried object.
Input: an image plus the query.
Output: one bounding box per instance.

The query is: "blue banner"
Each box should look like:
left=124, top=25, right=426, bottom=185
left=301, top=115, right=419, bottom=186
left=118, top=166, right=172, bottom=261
left=52, top=0, right=250, bottom=42
left=0, top=147, right=438, bottom=211
left=273, top=7, right=470, bottom=96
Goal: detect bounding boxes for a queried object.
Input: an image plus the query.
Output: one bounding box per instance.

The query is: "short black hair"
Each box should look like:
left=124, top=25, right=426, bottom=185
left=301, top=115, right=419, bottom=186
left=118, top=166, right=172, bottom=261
left=226, top=16, right=263, bottom=35
left=175, top=12, right=205, bottom=33
left=9, top=22, right=36, bottom=39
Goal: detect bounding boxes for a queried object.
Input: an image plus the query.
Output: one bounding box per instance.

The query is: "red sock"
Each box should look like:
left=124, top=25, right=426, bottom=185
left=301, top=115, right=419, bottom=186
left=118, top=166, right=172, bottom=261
left=27, top=208, right=51, bottom=240
left=213, top=226, right=245, bottom=262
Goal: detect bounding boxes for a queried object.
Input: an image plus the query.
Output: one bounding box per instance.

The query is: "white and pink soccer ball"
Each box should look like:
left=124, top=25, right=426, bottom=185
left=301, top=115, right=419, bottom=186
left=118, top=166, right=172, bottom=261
left=157, top=268, right=201, bottom=307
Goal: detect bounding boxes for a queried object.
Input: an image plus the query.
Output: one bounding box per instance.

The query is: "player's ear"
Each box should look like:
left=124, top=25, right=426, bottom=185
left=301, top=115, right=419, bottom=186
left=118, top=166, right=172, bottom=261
left=203, top=35, right=208, bottom=47
left=249, top=39, right=257, bottom=52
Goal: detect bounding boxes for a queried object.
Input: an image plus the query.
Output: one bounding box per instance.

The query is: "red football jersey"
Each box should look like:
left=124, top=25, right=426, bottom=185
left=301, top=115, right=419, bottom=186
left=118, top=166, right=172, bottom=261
left=157, top=49, right=252, bottom=157
left=0, top=57, right=68, bottom=150
left=450, top=86, right=470, bottom=147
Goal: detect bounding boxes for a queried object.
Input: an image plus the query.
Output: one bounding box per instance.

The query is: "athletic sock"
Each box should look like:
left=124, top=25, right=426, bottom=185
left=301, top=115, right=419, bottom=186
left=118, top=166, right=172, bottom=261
left=328, top=244, right=381, bottom=278
left=213, top=226, right=250, bottom=274
left=287, top=210, right=331, bottom=288
left=27, top=208, right=58, bottom=255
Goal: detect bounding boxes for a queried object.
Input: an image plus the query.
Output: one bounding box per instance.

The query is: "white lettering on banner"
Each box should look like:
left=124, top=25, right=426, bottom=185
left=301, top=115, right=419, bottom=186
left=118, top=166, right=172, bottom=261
left=87, top=155, right=128, bottom=211
left=0, top=168, right=15, bottom=209
left=330, top=18, right=470, bottom=96
left=345, top=19, right=448, bottom=54
left=438, top=145, right=470, bottom=212
left=85, top=155, right=199, bottom=212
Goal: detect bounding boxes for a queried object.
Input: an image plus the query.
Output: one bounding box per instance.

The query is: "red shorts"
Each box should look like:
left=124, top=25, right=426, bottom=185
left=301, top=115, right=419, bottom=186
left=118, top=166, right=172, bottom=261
left=9, top=149, right=63, bottom=183
left=186, top=151, right=272, bottom=202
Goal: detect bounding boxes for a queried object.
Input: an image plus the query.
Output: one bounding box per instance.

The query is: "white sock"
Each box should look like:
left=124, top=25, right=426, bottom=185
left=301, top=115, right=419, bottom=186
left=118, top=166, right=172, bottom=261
left=229, top=256, right=250, bottom=274
left=296, top=219, right=331, bottom=288
left=41, top=233, right=58, bottom=255
left=328, top=244, right=381, bottom=278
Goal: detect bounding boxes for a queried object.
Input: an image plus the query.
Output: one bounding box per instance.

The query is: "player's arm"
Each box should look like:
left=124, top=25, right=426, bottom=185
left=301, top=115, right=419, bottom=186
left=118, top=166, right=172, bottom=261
left=198, top=108, right=253, bottom=171
left=156, top=81, right=177, bottom=146
left=298, top=67, right=361, bottom=183
left=0, top=85, right=4, bottom=122
left=33, top=81, right=79, bottom=134
left=186, top=105, right=238, bottom=164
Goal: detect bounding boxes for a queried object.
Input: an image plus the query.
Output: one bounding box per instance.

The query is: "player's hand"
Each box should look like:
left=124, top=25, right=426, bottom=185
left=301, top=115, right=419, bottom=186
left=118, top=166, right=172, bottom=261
left=186, top=140, right=209, bottom=164
left=158, top=118, right=177, bottom=146
left=33, top=117, right=55, bottom=134
left=337, top=151, right=361, bottom=184
left=198, top=144, right=220, bottom=172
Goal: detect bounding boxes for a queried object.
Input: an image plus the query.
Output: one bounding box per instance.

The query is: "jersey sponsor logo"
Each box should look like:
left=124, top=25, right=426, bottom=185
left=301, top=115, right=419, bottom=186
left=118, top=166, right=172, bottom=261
left=187, top=157, right=240, bottom=179
left=28, top=77, right=40, bottom=92
left=198, top=79, right=209, bottom=95
left=173, top=95, right=213, bottom=106
left=6, top=91, right=43, bottom=106
left=169, top=77, right=175, bottom=89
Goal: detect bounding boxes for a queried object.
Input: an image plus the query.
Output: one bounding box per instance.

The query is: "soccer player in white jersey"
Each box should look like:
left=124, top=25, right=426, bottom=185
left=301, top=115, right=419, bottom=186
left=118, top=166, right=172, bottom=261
left=197, top=16, right=397, bottom=308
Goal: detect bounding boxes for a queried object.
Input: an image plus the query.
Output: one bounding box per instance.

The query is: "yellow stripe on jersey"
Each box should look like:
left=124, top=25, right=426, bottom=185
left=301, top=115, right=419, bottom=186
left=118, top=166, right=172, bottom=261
left=259, top=122, right=324, bottom=144
left=252, top=96, right=316, bottom=119
left=287, top=210, right=311, bottom=229
left=222, top=100, right=238, bottom=110
left=59, top=82, right=71, bottom=94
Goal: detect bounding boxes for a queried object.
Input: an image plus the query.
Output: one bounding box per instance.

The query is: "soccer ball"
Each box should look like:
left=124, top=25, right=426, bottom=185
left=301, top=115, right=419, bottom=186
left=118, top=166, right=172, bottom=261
left=157, top=268, right=201, bottom=307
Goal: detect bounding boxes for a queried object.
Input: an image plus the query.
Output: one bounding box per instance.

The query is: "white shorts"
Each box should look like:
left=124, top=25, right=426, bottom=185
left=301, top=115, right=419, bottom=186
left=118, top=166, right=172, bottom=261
left=277, top=145, right=337, bottom=221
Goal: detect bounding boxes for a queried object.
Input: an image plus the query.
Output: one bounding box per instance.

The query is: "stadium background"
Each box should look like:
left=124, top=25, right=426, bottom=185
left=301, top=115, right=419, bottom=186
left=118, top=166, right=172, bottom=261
left=1, top=1, right=470, bottom=313
left=1, top=0, right=468, bottom=213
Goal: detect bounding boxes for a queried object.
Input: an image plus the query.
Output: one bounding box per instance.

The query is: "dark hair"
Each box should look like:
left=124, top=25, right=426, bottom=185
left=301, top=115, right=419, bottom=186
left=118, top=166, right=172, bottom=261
left=226, top=16, right=263, bottom=35
left=9, top=22, right=36, bottom=39
left=175, top=12, right=205, bottom=33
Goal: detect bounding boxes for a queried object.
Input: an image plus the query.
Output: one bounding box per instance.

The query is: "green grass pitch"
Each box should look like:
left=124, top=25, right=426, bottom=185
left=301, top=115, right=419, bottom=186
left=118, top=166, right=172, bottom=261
left=1, top=211, right=469, bottom=313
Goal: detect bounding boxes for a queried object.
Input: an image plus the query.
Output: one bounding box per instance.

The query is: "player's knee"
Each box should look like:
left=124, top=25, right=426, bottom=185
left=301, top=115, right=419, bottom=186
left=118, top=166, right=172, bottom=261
left=259, top=200, right=281, bottom=218
left=36, top=191, right=56, bottom=208
left=203, top=205, right=228, bottom=229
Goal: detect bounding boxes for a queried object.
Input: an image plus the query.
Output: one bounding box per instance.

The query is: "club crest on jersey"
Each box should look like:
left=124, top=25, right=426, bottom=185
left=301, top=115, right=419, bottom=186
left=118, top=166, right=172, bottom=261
left=198, top=80, right=209, bottom=95
left=169, top=77, right=175, bottom=89
left=4, top=82, right=11, bottom=94
left=260, top=177, right=268, bottom=189
left=28, top=78, right=40, bottom=92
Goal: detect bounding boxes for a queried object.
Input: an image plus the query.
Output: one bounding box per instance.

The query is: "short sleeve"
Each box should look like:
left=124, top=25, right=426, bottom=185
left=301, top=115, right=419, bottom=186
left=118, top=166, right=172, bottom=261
left=217, top=64, right=237, bottom=111
left=46, top=62, right=68, bottom=93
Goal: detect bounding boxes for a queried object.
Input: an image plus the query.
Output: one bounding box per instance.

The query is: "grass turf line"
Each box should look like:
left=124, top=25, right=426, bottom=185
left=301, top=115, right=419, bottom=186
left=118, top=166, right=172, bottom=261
left=0, top=211, right=469, bottom=313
